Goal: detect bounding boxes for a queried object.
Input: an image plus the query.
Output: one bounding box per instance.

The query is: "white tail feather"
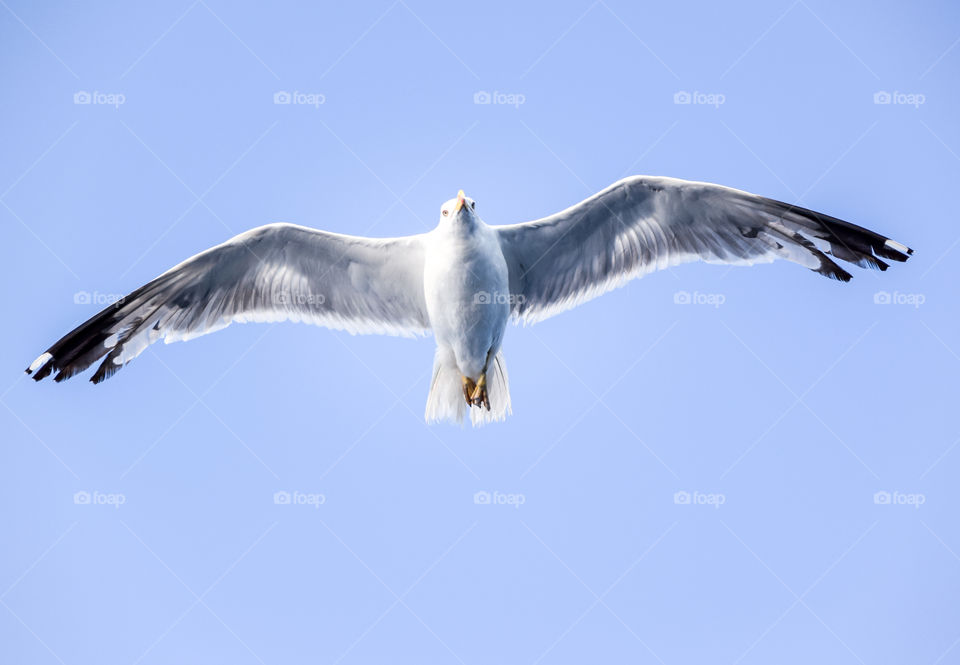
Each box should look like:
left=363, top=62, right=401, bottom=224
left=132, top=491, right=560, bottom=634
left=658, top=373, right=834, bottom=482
left=424, top=349, right=512, bottom=426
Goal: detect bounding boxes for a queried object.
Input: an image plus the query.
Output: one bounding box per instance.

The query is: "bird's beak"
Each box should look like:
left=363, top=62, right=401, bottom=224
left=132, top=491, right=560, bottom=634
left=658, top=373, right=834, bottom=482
left=454, top=189, right=466, bottom=213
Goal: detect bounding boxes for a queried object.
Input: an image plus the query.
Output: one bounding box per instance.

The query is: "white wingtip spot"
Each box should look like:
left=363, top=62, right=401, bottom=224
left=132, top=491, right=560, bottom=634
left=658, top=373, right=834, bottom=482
left=28, top=352, right=52, bottom=374
left=885, top=238, right=910, bottom=254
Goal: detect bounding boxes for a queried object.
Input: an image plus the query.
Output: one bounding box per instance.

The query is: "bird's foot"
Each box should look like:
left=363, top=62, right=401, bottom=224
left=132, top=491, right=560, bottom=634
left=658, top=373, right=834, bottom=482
left=470, top=374, right=490, bottom=411
left=461, top=376, right=477, bottom=406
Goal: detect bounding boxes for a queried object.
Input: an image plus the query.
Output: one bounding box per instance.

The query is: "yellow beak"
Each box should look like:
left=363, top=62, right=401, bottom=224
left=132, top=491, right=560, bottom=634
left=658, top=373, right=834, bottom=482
left=454, top=189, right=465, bottom=213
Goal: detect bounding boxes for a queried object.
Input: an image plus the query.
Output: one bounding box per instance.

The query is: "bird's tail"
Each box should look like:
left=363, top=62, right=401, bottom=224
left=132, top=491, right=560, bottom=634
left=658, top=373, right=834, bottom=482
left=425, top=349, right=512, bottom=426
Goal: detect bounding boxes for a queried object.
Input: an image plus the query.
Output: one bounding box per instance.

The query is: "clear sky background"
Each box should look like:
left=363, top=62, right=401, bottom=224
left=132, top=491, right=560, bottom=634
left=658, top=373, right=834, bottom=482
left=2, top=1, right=958, bottom=663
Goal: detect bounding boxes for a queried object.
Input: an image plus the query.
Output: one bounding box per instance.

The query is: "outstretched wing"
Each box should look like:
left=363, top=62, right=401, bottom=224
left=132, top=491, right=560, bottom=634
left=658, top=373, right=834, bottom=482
left=27, top=223, right=429, bottom=383
left=497, top=176, right=913, bottom=323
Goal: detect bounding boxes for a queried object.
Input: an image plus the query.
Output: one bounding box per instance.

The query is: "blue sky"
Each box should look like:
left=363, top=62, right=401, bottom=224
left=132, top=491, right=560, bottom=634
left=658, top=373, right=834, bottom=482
left=2, top=0, right=958, bottom=663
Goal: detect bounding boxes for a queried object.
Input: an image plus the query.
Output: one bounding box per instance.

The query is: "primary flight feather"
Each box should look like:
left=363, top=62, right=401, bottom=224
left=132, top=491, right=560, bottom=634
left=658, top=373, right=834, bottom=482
left=27, top=176, right=913, bottom=425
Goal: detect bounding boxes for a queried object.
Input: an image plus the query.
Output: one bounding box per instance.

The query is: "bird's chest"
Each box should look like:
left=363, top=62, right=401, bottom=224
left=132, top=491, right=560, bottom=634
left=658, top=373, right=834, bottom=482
left=423, top=229, right=510, bottom=341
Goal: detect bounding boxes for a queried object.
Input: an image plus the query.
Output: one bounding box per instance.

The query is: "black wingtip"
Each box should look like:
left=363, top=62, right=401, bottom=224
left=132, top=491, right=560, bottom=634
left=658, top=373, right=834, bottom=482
left=27, top=356, right=56, bottom=382
left=90, top=362, right=110, bottom=384
left=875, top=239, right=913, bottom=263
left=753, top=196, right=914, bottom=274
left=825, top=268, right=854, bottom=283
left=813, top=256, right=854, bottom=282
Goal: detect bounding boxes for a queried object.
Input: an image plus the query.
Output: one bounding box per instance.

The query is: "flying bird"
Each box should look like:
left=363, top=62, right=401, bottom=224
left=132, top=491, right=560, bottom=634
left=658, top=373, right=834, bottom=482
left=27, top=176, right=913, bottom=425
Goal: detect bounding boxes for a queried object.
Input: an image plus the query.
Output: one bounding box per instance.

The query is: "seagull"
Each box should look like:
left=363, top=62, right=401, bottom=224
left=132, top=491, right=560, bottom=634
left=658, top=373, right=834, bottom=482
left=27, top=176, right=913, bottom=425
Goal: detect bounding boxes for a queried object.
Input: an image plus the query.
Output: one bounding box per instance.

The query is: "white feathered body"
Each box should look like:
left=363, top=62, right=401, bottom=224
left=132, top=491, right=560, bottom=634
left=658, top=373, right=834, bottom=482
left=424, top=219, right=509, bottom=376
left=423, top=216, right=512, bottom=425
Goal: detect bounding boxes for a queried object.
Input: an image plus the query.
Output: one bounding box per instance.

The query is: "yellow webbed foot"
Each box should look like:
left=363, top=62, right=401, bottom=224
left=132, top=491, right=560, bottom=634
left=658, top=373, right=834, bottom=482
left=469, top=374, right=490, bottom=411
left=461, top=375, right=477, bottom=406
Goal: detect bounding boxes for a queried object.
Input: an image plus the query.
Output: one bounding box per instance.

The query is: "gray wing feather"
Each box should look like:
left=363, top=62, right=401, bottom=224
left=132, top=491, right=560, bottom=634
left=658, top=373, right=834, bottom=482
left=28, top=223, right=429, bottom=383
left=497, top=176, right=912, bottom=323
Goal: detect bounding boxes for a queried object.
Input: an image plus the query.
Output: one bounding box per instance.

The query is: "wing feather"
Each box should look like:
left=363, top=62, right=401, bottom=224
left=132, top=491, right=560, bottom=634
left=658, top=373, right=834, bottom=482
left=28, top=223, right=429, bottom=383
left=497, top=176, right=913, bottom=323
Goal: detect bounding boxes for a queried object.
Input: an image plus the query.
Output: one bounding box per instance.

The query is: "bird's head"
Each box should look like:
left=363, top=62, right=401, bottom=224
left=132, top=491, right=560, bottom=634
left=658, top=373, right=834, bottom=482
left=440, top=189, right=477, bottom=224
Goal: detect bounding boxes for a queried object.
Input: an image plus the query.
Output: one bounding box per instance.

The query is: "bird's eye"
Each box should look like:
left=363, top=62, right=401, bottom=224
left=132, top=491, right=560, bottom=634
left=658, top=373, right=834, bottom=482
left=442, top=210, right=449, bottom=217
left=470, top=201, right=476, bottom=210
